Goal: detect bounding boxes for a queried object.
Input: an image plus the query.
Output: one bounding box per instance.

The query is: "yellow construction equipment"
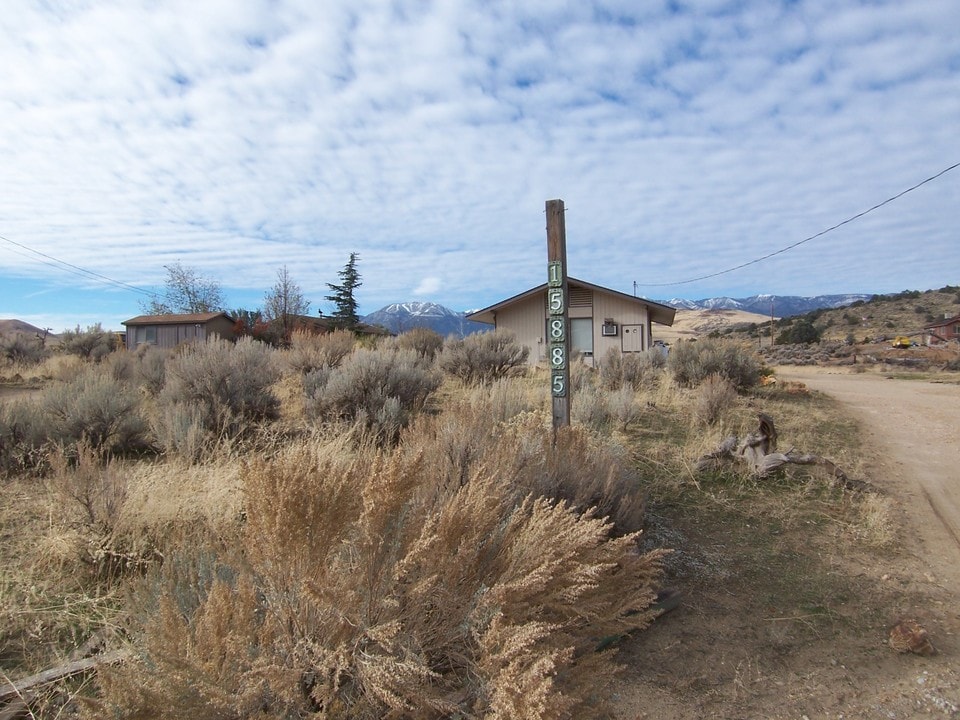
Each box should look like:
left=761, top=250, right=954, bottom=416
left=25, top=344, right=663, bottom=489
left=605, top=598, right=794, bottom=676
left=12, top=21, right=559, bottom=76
left=891, top=336, right=912, bottom=349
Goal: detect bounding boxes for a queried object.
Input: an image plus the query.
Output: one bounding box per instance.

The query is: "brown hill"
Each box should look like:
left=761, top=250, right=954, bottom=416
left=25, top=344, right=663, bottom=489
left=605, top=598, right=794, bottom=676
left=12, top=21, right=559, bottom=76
left=0, top=319, right=48, bottom=337
left=654, top=308, right=773, bottom=344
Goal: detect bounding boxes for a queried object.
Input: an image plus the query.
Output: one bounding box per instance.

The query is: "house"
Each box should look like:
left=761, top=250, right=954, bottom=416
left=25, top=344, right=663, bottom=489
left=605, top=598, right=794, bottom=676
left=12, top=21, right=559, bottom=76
left=924, top=313, right=960, bottom=345
left=467, top=277, right=676, bottom=366
left=122, top=312, right=236, bottom=351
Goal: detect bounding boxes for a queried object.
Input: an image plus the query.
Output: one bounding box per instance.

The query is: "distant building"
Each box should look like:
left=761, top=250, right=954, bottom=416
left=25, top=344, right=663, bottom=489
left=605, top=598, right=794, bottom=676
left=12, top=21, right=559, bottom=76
left=924, top=313, right=960, bottom=345
left=467, top=277, right=676, bottom=367
left=122, top=312, right=235, bottom=351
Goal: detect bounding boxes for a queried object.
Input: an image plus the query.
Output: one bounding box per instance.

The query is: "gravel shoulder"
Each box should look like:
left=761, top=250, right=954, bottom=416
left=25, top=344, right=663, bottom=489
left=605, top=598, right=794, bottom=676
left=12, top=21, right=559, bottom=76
left=613, top=365, right=960, bottom=719
left=777, top=366, right=960, bottom=589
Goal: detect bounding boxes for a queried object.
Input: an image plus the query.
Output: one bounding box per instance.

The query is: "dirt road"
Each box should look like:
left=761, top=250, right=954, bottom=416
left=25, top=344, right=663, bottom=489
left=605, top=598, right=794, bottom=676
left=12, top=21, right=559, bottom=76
left=778, top=366, right=960, bottom=595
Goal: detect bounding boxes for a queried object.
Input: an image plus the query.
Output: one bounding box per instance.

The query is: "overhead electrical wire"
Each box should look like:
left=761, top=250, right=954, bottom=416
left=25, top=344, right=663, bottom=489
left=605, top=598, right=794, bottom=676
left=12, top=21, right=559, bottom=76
left=638, top=161, right=960, bottom=288
left=2, top=161, right=957, bottom=300
left=0, top=232, right=164, bottom=301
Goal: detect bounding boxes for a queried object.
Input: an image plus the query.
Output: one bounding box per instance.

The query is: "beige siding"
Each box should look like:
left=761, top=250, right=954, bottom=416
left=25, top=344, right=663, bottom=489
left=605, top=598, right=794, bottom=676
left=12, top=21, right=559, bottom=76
left=491, top=286, right=662, bottom=367
left=495, top=292, right=548, bottom=364
left=592, top=293, right=650, bottom=365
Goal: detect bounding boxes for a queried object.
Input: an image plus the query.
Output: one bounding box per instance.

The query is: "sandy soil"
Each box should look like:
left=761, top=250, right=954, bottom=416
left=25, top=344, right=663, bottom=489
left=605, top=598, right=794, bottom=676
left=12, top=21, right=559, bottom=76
left=655, top=308, right=772, bottom=344
left=612, top=366, right=960, bottom=719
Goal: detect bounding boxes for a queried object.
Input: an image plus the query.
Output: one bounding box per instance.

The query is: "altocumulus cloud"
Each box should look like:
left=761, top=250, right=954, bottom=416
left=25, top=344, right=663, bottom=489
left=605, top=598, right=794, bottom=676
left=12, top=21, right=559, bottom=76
left=0, top=0, right=958, bottom=331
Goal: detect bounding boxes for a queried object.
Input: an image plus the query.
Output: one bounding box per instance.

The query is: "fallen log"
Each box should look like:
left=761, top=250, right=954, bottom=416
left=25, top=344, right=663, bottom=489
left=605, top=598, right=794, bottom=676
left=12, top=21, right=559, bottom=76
left=696, top=412, right=874, bottom=492
left=0, top=648, right=129, bottom=714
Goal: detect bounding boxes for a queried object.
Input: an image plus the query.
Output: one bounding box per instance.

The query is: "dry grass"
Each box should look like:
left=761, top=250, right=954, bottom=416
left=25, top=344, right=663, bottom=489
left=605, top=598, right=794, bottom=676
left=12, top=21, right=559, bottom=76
left=0, top=346, right=906, bottom=719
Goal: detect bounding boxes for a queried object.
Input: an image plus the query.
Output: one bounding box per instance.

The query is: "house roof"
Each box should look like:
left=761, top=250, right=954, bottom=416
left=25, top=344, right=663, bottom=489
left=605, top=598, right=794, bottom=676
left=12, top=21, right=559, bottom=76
left=924, top=314, right=960, bottom=330
left=466, top=277, right=677, bottom=326
left=122, top=311, right=235, bottom=326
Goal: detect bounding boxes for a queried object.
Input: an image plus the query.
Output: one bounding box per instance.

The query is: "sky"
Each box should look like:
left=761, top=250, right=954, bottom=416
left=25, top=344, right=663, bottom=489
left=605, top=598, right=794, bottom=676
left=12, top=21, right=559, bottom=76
left=1, top=0, right=958, bottom=333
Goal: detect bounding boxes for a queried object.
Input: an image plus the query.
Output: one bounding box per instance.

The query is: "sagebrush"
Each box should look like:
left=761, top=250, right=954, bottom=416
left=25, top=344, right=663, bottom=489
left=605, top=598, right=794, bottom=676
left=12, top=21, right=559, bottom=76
left=92, top=430, right=665, bottom=719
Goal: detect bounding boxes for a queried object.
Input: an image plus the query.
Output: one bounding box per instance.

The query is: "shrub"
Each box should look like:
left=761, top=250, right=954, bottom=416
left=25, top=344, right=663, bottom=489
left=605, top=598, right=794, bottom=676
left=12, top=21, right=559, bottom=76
left=304, top=347, right=440, bottom=442
left=668, top=338, right=761, bottom=390
left=439, top=331, right=528, bottom=385
left=395, top=326, right=444, bottom=361
left=775, top=318, right=821, bottom=345
left=59, top=323, right=116, bottom=361
left=573, top=385, right=642, bottom=431
left=407, top=402, right=648, bottom=536
left=92, top=436, right=665, bottom=719
left=285, top=328, right=355, bottom=374
left=695, top=373, right=737, bottom=426
left=40, top=366, right=148, bottom=456
left=159, top=337, right=280, bottom=440
left=600, top=347, right=666, bottom=389
left=135, top=346, right=167, bottom=395
left=0, top=333, right=48, bottom=365
left=0, top=399, right=47, bottom=472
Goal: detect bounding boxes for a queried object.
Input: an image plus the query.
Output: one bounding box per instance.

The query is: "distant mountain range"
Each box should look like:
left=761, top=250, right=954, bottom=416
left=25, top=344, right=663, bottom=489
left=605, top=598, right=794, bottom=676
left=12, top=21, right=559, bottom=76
left=362, top=302, right=490, bottom=337
left=663, top=294, right=872, bottom=317
left=362, top=295, right=873, bottom=337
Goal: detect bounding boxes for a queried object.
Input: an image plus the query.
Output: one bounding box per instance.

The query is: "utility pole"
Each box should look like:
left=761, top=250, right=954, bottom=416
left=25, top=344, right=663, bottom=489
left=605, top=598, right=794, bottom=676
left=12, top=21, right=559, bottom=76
left=769, top=300, right=775, bottom=347
left=546, top=199, right=570, bottom=430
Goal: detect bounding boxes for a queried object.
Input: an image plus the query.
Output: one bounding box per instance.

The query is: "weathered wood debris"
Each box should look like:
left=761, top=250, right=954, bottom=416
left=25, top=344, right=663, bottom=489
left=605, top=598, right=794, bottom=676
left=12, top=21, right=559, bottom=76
left=0, top=632, right=128, bottom=720
left=696, top=412, right=874, bottom=492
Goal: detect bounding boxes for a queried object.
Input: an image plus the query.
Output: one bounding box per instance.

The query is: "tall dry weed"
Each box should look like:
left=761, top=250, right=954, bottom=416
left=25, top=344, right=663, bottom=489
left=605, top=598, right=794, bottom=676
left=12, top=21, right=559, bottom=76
left=92, top=431, right=666, bottom=719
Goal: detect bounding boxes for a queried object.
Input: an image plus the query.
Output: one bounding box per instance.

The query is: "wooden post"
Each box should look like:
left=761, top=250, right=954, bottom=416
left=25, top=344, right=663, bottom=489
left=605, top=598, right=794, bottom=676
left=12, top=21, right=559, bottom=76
left=546, top=199, right=570, bottom=430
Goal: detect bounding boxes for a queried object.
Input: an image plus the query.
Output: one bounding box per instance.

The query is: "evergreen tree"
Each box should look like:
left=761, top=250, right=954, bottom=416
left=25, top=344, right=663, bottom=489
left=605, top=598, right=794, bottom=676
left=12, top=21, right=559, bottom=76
left=325, top=252, right=362, bottom=329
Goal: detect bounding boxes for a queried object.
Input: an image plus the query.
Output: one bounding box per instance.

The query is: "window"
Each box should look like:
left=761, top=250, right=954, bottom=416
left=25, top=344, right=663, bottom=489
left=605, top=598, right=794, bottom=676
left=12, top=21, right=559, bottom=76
left=570, top=318, right=593, bottom=356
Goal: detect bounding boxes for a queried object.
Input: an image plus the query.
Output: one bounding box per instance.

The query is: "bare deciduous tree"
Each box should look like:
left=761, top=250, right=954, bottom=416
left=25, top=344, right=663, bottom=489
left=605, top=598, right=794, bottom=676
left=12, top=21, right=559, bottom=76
left=141, top=262, right=225, bottom=315
left=263, top=265, right=309, bottom=344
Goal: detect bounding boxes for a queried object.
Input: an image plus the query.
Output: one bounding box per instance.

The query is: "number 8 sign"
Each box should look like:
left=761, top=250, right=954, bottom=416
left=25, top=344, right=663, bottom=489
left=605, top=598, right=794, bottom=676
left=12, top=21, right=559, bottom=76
left=550, top=345, right=566, bottom=369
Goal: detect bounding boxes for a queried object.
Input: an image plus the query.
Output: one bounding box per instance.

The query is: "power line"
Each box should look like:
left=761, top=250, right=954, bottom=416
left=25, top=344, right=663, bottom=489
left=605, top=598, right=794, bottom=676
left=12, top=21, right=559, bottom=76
left=638, top=161, right=960, bottom=288
left=0, top=232, right=163, bottom=300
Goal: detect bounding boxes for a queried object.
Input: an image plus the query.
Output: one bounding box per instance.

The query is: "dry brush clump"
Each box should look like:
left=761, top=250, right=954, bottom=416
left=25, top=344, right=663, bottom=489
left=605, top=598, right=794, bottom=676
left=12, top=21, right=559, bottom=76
left=439, top=331, right=529, bottom=385
left=155, top=337, right=280, bottom=454
left=404, top=395, right=648, bottom=536
left=304, top=346, right=441, bottom=443
left=0, top=366, right=149, bottom=472
left=695, top=373, right=739, bottom=426
left=91, top=431, right=666, bottom=719
left=284, top=329, right=356, bottom=374
left=394, top=326, right=445, bottom=361
left=600, top=347, right=666, bottom=390
left=668, top=337, right=761, bottom=390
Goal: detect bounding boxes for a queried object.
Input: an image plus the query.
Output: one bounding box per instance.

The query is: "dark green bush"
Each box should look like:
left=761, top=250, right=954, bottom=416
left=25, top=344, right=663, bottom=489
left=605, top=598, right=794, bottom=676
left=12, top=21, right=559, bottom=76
left=439, top=331, right=528, bottom=385
left=775, top=318, right=821, bottom=345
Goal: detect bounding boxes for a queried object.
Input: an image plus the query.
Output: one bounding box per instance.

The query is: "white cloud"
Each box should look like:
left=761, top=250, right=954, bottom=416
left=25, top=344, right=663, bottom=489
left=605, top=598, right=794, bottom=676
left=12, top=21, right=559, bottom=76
left=1, top=0, right=959, bottom=332
left=413, top=277, right=443, bottom=296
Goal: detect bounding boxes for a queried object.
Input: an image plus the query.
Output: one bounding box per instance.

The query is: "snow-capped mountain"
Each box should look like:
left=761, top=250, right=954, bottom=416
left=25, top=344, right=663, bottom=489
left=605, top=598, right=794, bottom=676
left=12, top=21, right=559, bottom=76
left=663, top=294, right=872, bottom=317
left=362, top=302, right=489, bottom=337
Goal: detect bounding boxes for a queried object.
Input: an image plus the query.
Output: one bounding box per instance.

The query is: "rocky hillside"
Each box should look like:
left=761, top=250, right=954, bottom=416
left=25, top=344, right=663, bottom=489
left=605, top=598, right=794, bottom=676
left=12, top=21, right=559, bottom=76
left=710, top=286, right=960, bottom=345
